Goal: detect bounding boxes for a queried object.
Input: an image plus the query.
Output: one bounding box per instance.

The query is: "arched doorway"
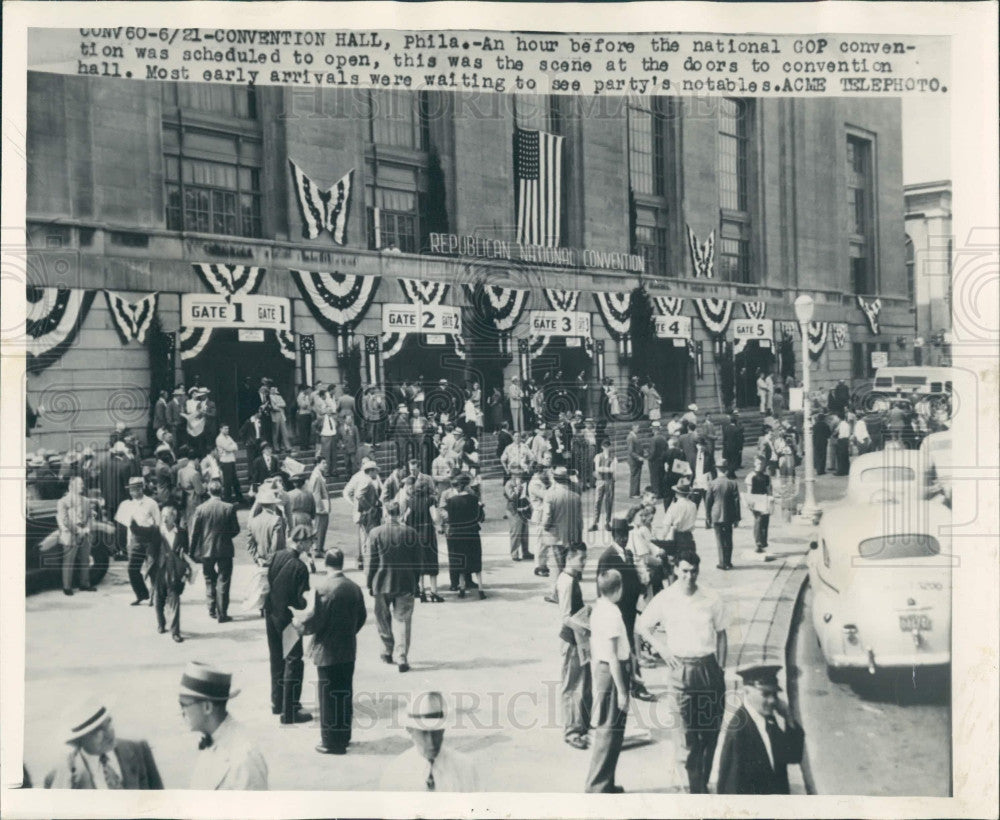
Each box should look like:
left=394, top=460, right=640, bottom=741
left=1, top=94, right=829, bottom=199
left=631, top=339, right=692, bottom=413
left=734, top=342, right=775, bottom=409
left=182, top=329, right=296, bottom=430
left=530, top=337, right=593, bottom=420
left=383, top=334, right=467, bottom=417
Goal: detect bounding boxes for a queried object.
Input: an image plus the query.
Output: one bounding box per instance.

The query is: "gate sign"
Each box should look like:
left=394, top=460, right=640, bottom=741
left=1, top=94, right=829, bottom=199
left=655, top=315, right=693, bottom=340
left=733, top=318, right=774, bottom=342
left=382, top=303, right=462, bottom=334
left=181, top=294, right=291, bottom=330
left=529, top=310, right=591, bottom=337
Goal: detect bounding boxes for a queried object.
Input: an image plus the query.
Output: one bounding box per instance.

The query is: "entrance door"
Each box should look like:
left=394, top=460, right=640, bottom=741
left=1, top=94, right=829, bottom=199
left=640, top=340, right=691, bottom=412
left=529, top=337, right=593, bottom=419
left=734, top=342, right=775, bottom=409
left=182, top=329, right=296, bottom=431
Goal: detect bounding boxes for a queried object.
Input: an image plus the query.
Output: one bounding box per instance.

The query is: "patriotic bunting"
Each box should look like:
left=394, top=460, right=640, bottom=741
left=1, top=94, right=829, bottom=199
left=277, top=330, right=297, bottom=361
left=289, top=159, right=353, bottom=244
left=693, top=297, right=734, bottom=336
left=400, top=278, right=450, bottom=306
left=192, top=264, right=266, bottom=298
left=178, top=326, right=212, bottom=361
left=831, top=322, right=849, bottom=349
left=857, top=296, right=882, bottom=335
left=365, top=335, right=383, bottom=385
left=104, top=291, right=158, bottom=345
left=463, top=283, right=530, bottom=357
left=593, top=292, right=632, bottom=340
left=25, top=287, right=95, bottom=373
left=686, top=226, right=715, bottom=279
left=543, top=289, right=579, bottom=312
left=653, top=296, right=685, bottom=317
left=807, top=321, right=829, bottom=362
left=743, top=301, right=766, bottom=319
left=290, top=270, right=380, bottom=334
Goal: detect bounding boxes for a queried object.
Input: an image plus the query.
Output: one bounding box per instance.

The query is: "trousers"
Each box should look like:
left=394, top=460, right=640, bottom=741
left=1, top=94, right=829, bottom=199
left=752, top=511, right=770, bottom=549
left=628, top=458, right=642, bottom=497
left=559, top=640, right=592, bottom=740
left=265, top=616, right=304, bottom=720
left=713, top=523, right=734, bottom=567
left=297, top=412, right=314, bottom=448
left=62, top=533, right=91, bottom=590
left=374, top=592, right=414, bottom=664
left=220, top=462, right=243, bottom=503
left=673, top=655, right=725, bottom=794
left=317, top=662, right=355, bottom=750
left=127, top=547, right=149, bottom=601
left=585, top=660, right=628, bottom=793
left=153, top=584, right=181, bottom=637
left=313, top=513, right=329, bottom=557
left=508, top=514, right=529, bottom=558
left=593, top=480, right=615, bottom=526
left=202, top=556, right=233, bottom=616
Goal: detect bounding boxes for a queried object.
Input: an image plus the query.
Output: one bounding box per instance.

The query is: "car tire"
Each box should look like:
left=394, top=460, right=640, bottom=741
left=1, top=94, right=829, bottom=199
left=88, top=541, right=110, bottom=586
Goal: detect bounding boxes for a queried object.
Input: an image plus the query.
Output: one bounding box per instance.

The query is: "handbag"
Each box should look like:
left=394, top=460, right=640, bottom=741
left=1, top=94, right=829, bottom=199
left=748, top=493, right=774, bottom=515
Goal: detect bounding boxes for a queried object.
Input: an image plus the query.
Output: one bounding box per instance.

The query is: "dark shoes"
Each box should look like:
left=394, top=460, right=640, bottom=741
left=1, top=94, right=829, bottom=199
left=380, top=653, right=393, bottom=664
left=280, top=711, right=313, bottom=724
left=157, top=626, right=166, bottom=634
left=172, top=634, right=184, bottom=643
left=316, top=744, right=346, bottom=755
left=63, top=588, right=74, bottom=596
left=533, top=567, right=549, bottom=577
left=130, top=598, right=147, bottom=606
left=398, top=663, right=410, bottom=673
left=631, top=685, right=656, bottom=702
left=478, top=590, right=487, bottom=601
left=543, top=594, right=558, bottom=604
left=78, top=586, right=97, bottom=592
left=565, top=735, right=589, bottom=750
left=458, top=589, right=467, bottom=599
left=217, top=614, right=233, bottom=623
left=522, top=552, right=535, bottom=560
left=428, top=593, right=445, bottom=603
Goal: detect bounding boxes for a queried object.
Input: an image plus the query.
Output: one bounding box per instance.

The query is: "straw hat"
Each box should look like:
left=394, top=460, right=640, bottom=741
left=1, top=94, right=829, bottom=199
left=64, top=696, right=116, bottom=743
left=178, top=661, right=240, bottom=701
left=404, top=691, right=447, bottom=732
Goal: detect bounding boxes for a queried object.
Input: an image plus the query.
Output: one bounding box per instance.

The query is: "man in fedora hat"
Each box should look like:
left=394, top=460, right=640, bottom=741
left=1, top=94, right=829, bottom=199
left=189, top=478, right=241, bottom=622
left=179, top=662, right=268, bottom=790
left=264, top=524, right=312, bottom=723
left=716, top=663, right=805, bottom=795
left=44, top=698, right=162, bottom=789
left=246, top=484, right=287, bottom=571
left=704, top=459, right=741, bottom=571
left=541, top=464, right=583, bottom=604
left=115, top=475, right=161, bottom=606
left=658, top=478, right=699, bottom=557
left=380, top=691, right=482, bottom=791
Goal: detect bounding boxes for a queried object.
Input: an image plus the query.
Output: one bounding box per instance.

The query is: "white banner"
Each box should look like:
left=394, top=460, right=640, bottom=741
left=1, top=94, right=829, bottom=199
left=382, top=303, right=461, bottom=334
left=871, top=351, right=889, bottom=369
left=655, top=315, right=693, bottom=340
left=181, top=294, right=291, bottom=330
left=529, top=310, right=591, bottom=337
left=732, top=318, right=774, bottom=342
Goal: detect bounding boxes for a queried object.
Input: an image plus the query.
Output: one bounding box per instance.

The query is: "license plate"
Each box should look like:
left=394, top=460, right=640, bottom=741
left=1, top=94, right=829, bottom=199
left=899, top=613, right=932, bottom=631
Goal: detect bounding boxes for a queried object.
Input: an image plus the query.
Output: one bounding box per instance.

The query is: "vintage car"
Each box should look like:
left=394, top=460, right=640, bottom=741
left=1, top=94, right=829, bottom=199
left=808, top=501, right=952, bottom=677
left=25, top=496, right=114, bottom=595
left=864, top=366, right=953, bottom=415
left=845, top=449, right=924, bottom=506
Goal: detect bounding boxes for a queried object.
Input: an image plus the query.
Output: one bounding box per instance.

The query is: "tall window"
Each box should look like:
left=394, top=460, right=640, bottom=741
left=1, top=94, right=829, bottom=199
left=366, top=91, right=428, bottom=252
left=718, top=98, right=753, bottom=283
left=162, top=83, right=263, bottom=238
left=848, top=135, right=876, bottom=294
left=628, top=96, right=668, bottom=276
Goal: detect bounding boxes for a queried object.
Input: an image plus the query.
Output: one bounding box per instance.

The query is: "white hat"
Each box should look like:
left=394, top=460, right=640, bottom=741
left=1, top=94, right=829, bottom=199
left=404, top=691, right=448, bottom=732
left=178, top=661, right=241, bottom=702
left=361, top=458, right=379, bottom=472
left=64, top=696, right=115, bottom=743
left=687, top=404, right=699, bottom=412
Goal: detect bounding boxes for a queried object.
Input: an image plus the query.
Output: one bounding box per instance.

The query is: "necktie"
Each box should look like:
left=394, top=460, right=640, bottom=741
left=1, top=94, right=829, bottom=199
left=198, top=733, right=213, bottom=750
left=99, top=753, right=123, bottom=789
left=426, top=761, right=435, bottom=791
left=764, top=716, right=783, bottom=770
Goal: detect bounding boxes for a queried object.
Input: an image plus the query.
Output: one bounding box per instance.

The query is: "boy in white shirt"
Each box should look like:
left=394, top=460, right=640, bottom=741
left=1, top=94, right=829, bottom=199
left=584, top=569, right=630, bottom=793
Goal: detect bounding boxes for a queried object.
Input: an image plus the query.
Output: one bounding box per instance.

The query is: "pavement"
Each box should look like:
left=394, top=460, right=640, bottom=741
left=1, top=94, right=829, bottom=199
left=21, top=449, right=849, bottom=793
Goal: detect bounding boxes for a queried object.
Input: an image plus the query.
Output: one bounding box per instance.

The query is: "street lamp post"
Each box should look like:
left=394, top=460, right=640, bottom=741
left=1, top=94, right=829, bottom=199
left=794, top=294, right=820, bottom=523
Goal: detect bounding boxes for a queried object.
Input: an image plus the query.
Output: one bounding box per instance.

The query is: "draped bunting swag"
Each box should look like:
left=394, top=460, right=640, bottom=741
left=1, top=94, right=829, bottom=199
left=25, top=287, right=95, bottom=373
left=104, top=291, right=158, bottom=344
left=593, top=292, right=632, bottom=339
left=686, top=226, right=716, bottom=278
left=807, top=322, right=829, bottom=362
left=653, top=296, right=684, bottom=316
left=288, top=160, right=353, bottom=244
left=857, top=296, right=882, bottom=335
left=831, top=323, right=849, bottom=349
left=543, top=289, right=580, bottom=312
left=178, top=326, right=211, bottom=361
left=462, top=283, right=530, bottom=356
left=277, top=330, right=297, bottom=361
left=694, top=297, right=734, bottom=336
left=192, top=264, right=266, bottom=298
left=290, top=270, right=379, bottom=355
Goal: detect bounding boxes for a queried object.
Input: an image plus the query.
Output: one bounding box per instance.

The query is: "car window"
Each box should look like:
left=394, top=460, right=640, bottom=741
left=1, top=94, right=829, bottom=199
left=858, top=534, right=941, bottom=560
left=858, top=466, right=916, bottom=483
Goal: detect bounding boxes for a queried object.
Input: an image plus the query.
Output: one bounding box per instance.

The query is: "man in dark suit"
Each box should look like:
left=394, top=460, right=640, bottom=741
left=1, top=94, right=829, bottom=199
left=166, top=387, right=185, bottom=449
left=646, top=421, right=668, bottom=499
left=300, top=548, right=367, bottom=754
left=677, top=422, right=697, bottom=469
left=704, top=460, right=741, bottom=570
left=367, top=499, right=420, bottom=673
left=662, top=435, right=689, bottom=511
left=265, top=524, right=312, bottom=724
left=189, top=479, right=241, bottom=622
left=249, top=442, right=281, bottom=493
left=149, top=504, right=193, bottom=642
left=625, top=422, right=645, bottom=498
left=811, top=413, right=831, bottom=476
left=596, top=518, right=655, bottom=702
left=717, top=663, right=805, bottom=794
left=45, top=701, right=163, bottom=789
left=541, top=465, right=583, bottom=603
left=239, top=411, right=267, bottom=465
left=152, top=390, right=170, bottom=436
left=721, top=412, right=745, bottom=471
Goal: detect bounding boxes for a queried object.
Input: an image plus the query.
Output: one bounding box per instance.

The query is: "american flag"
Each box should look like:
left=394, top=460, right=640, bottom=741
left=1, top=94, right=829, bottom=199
left=514, top=127, right=564, bottom=247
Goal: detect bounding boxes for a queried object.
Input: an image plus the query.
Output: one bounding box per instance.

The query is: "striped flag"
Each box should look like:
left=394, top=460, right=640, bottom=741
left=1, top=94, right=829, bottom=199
left=514, top=127, right=563, bottom=247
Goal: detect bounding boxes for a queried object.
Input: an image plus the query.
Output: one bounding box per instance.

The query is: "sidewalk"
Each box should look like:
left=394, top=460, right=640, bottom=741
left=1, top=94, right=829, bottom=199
left=22, top=448, right=816, bottom=793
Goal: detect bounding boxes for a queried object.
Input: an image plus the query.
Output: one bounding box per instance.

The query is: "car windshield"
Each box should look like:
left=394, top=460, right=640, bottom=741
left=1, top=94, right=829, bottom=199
left=858, top=466, right=916, bottom=484
left=857, top=534, right=941, bottom=560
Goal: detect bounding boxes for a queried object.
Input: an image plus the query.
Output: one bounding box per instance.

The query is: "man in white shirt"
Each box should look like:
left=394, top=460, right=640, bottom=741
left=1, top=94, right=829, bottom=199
left=380, top=691, right=481, bottom=791
left=214, top=424, right=243, bottom=503
left=180, top=662, right=268, bottom=790
left=530, top=425, right=552, bottom=466
left=115, top=476, right=161, bottom=606
left=656, top=479, right=699, bottom=553
left=528, top=467, right=552, bottom=576
left=343, top=459, right=382, bottom=568
left=431, top=445, right=454, bottom=491
left=500, top=432, right=534, bottom=476
left=307, top=457, right=331, bottom=558
left=682, top=403, right=699, bottom=429
left=585, top=569, right=631, bottom=793
left=635, top=550, right=728, bottom=794
left=851, top=414, right=872, bottom=455
left=589, top=438, right=617, bottom=532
